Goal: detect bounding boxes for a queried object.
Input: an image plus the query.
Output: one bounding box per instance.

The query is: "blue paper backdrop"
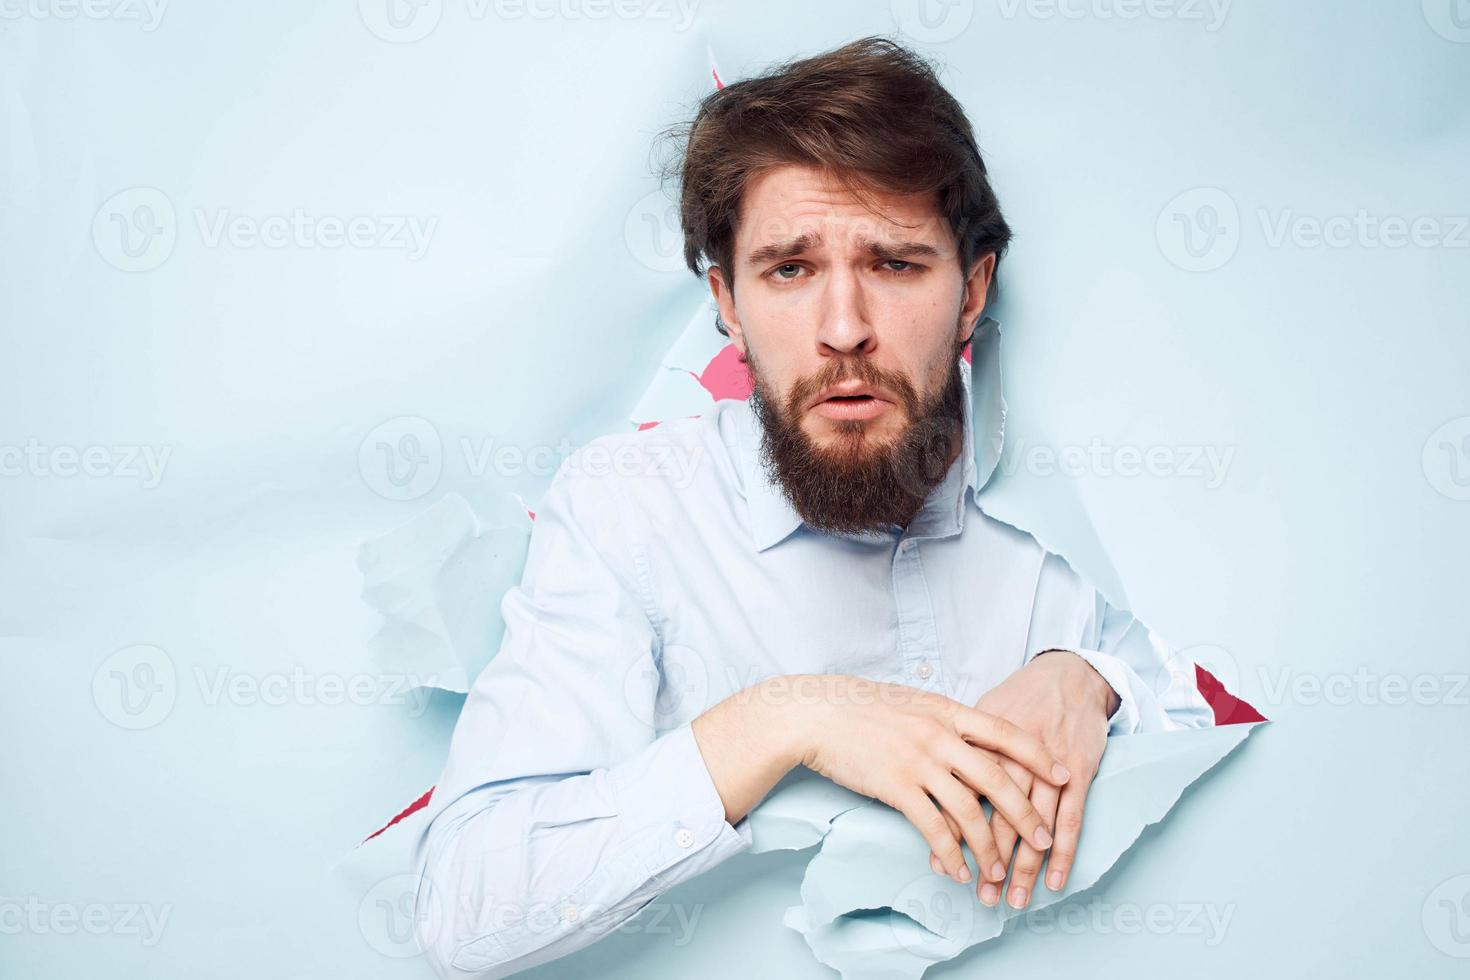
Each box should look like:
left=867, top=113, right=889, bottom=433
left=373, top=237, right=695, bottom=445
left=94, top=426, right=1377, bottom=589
left=2, top=1, right=1467, bottom=977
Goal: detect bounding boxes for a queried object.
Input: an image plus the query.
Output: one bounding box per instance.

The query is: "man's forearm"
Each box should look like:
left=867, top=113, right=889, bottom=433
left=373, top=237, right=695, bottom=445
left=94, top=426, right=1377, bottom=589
left=691, top=675, right=811, bottom=824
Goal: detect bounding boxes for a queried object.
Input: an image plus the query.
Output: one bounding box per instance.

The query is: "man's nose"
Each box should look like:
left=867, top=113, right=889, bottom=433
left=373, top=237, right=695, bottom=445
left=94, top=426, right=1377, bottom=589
left=814, top=266, right=876, bottom=356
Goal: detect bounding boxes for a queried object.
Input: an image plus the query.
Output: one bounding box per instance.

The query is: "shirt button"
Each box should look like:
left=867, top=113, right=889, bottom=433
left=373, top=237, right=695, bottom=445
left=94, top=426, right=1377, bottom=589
left=674, top=828, right=695, bottom=848
left=562, top=905, right=579, bottom=923
left=900, top=539, right=916, bottom=552
left=916, top=660, right=934, bottom=680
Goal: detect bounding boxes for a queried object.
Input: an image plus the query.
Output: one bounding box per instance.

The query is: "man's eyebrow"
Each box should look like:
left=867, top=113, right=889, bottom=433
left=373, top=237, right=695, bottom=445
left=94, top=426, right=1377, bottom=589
left=744, top=232, right=941, bottom=267
left=746, top=232, right=822, bottom=267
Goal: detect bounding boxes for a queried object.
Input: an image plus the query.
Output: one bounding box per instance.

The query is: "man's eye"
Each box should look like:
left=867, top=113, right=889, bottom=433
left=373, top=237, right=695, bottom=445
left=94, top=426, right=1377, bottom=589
left=772, top=263, right=802, bottom=280
left=884, top=259, right=917, bottom=274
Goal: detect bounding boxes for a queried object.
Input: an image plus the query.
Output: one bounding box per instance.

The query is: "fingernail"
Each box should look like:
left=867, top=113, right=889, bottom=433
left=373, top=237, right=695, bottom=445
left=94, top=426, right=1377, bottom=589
left=930, top=854, right=942, bottom=875
left=979, top=883, right=999, bottom=906
left=1034, top=827, right=1053, bottom=848
left=1047, top=871, right=1064, bottom=890
left=956, top=864, right=972, bottom=884
left=990, top=862, right=1006, bottom=881
left=1052, top=763, right=1071, bottom=782
left=1009, top=886, right=1028, bottom=908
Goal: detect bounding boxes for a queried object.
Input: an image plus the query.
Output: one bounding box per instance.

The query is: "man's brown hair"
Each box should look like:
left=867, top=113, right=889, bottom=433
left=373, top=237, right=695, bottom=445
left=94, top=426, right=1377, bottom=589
left=656, top=35, right=1012, bottom=336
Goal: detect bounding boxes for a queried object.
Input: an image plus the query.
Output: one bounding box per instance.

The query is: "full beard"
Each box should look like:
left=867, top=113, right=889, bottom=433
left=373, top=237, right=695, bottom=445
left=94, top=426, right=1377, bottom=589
left=747, top=353, right=967, bottom=536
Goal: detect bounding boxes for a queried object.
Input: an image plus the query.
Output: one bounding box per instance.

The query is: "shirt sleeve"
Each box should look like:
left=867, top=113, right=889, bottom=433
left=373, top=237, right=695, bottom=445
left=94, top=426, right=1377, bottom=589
left=411, top=446, right=753, bottom=978
left=1024, top=555, right=1214, bottom=737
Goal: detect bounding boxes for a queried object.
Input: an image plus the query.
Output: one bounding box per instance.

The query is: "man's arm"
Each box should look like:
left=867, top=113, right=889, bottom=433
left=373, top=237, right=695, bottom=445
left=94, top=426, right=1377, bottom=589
left=413, top=449, right=1072, bottom=977
left=412, top=453, right=754, bottom=978
left=1023, top=552, right=1214, bottom=736
left=1025, top=603, right=1216, bottom=737
left=948, top=552, right=1217, bottom=910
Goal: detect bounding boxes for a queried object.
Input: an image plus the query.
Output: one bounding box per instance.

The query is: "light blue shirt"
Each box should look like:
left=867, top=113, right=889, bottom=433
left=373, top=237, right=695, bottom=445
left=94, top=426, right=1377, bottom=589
left=412, top=358, right=1213, bottom=977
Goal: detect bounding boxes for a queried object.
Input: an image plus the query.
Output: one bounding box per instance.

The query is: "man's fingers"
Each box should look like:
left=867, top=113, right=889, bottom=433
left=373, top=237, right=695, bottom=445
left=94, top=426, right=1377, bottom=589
left=930, top=809, right=964, bottom=875
left=1006, top=779, right=1060, bottom=909
left=990, top=813, right=1017, bottom=881
left=927, top=775, right=1006, bottom=885
left=988, top=757, right=1032, bottom=875
left=946, top=744, right=1054, bottom=852
left=895, top=790, right=969, bottom=883
left=1044, top=775, right=1093, bottom=892
left=931, top=807, right=1009, bottom=884
left=954, top=707, right=1071, bottom=787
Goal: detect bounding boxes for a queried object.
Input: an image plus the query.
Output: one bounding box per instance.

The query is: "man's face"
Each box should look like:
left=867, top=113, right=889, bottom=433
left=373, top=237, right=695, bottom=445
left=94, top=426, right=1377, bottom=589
left=708, top=163, right=994, bottom=533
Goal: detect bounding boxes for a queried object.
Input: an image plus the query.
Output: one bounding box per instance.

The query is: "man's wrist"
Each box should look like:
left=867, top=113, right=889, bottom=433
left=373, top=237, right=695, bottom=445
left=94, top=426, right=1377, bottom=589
left=751, top=674, right=822, bottom=770
left=1037, top=649, right=1121, bottom=719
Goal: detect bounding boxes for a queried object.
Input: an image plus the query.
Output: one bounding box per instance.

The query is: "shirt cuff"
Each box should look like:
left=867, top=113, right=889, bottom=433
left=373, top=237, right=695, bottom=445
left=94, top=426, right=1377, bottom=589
left=450, top=725, right=755, bottom=973
left=608, top=722, right=754, bottom=881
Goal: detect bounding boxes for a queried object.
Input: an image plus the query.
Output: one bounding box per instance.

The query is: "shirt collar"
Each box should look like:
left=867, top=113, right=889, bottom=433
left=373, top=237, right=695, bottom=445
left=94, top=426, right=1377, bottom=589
left=737, top=355, right=982, bottom=552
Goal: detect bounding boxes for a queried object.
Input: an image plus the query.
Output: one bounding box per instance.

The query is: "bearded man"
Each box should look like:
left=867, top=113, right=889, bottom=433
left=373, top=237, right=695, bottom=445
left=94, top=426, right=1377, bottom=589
left=412, top=36, right=1212, bottom=979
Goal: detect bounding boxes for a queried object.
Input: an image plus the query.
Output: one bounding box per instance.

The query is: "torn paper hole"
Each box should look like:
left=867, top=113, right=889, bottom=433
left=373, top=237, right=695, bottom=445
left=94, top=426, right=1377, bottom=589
left=778, top=723, right=1263, bottom=979
left=357, top=491, right=532, bottom=694
left=347, top=300, right=1266, bottom=963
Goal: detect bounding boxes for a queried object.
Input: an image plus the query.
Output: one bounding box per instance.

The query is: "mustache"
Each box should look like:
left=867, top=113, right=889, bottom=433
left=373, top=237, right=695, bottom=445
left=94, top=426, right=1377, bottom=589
left=748, top=355, right=968, bottom=535
left=785, top=360, right=921, bottom=417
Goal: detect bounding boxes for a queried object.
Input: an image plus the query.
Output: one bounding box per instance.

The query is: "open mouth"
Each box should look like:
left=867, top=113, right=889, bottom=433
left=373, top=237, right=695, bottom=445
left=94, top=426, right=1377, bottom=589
left=813, top=392, right=891, bottom=420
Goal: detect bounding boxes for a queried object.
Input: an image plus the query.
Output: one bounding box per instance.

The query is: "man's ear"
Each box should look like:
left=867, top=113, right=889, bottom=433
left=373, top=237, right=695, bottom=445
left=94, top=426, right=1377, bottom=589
left=958, top=252, right=997, bottom=345
left=707, top=266, right=747, bottom=357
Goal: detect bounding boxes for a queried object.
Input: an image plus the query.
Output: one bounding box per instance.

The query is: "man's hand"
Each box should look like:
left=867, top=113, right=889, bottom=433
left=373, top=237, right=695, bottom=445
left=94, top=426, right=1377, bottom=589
left=694, top=674, right=1073, bottom=894
left=925, top=651, right=1117, bottom=908
left=795, top=675, right=1073, bottom=890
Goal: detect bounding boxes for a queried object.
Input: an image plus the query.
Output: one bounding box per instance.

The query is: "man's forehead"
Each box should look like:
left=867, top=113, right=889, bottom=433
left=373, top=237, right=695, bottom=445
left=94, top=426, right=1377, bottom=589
left=736, top=172, right=952, bottom=265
